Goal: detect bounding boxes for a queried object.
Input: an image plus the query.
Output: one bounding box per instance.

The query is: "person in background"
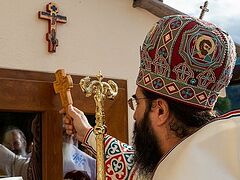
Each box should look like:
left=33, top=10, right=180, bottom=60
left=0, top=118, right=41, bottom=180
left=0, top=128, right=30, bottom=179
left=2, top=127, right=28, bottom=157
left=63, top=130, right=96, bottom=180
left=64, top=170, right=90, bottom=180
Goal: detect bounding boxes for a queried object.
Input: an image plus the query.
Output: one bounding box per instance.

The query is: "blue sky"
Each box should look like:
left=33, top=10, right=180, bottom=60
left=164, top=0, right=240, bottom=44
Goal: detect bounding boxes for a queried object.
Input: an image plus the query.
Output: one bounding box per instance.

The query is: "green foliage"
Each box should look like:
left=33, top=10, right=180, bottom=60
left=214, top=97, right=231, bottom=114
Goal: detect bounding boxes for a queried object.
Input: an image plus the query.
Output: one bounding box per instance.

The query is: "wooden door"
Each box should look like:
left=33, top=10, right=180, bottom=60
left=0, top=68, right=128, bottom=180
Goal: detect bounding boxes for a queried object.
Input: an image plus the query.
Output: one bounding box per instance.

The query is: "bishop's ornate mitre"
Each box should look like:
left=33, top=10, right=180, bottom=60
left=136, top=15, right=237, bottom=109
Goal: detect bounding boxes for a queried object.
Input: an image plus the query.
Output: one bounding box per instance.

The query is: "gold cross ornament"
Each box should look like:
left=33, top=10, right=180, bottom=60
left=199, top=1, right=209, bottom=19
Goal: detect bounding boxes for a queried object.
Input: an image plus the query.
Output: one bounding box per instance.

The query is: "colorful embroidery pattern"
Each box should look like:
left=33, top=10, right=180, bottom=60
left=83, top=129, right=137, bottom=179
left=137, top=15, right=237, bottom=109
left=105, top=135, right=136, bottom=180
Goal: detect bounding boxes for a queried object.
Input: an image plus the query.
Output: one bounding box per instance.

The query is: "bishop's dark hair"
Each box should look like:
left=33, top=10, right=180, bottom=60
left=142, top=88, right=217, bottom=138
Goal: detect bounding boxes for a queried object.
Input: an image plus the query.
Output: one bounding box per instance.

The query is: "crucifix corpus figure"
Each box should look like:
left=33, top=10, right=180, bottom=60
left=39, top=2, right=67, bottom=53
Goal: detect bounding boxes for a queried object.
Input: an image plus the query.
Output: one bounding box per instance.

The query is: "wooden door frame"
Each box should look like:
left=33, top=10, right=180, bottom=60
left=0, top=68, right=128, bottom=180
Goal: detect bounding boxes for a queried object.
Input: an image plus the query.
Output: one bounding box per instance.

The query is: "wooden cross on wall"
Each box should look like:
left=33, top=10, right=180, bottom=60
left=53, top=69, right=73, bottom=109
left=39, top=2, right=67, bottom=53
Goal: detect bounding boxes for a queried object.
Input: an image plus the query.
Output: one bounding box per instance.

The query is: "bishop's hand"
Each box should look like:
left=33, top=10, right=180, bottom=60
left=60, top=105, right=92, bottom=142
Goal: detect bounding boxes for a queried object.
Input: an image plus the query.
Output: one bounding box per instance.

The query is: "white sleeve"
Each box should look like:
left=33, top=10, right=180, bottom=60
left=0, top=144, right=29, bottom=179
left=12, top=155, right=30, bottom=179
left=0, top=144, right=15, bottom=176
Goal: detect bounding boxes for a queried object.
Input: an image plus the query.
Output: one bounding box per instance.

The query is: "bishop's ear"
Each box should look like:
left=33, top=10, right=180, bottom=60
left=155, top=98, right=170, bottom=125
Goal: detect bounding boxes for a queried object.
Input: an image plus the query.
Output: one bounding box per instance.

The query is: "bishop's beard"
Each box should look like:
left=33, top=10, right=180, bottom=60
left=132, top=109, right=163, bottom=177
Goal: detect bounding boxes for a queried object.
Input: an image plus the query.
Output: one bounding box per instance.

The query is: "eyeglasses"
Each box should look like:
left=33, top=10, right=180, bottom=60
left=128, top=96, right=149, bottom=111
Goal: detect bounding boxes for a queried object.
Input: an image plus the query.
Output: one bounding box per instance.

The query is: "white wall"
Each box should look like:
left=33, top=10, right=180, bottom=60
left=0, top=0, right=159, bottom=143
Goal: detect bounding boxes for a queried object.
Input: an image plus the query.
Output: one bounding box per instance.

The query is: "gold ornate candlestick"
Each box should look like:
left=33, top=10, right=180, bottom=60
left=79, top=71, right=118, bottom=180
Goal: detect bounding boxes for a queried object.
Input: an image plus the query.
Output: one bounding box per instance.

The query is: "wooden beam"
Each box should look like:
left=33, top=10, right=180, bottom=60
left=132, top=0, right=240, bottom=57
left=133, top=0, right=184, bottom=17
